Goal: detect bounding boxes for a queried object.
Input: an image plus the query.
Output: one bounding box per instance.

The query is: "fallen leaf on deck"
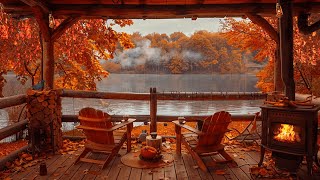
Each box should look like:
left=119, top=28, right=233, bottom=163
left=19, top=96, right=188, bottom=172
left=259, top=168, right=268, bottom=176
left=239, top=154, right=245, bottom=160
left=58, top=165, right=66, bottom=168
left=83, top=169, right=89, bottom=174
left=241, top=148, right=251, bottom=152
left=214, top=169, right=226, bottom=175
left=249, top=167, right=261, bottom=176
left=53, top=173, right=60, bottom=177
left=192, top=165, right=199, bottom=169
left=67, top=151, right=75, bottom=154
left=25, top=156, right=33, bottom=161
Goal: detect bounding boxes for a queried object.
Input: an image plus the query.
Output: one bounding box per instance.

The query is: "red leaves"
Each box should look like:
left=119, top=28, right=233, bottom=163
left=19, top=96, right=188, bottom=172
left=0, top=17, right=134, bottom=90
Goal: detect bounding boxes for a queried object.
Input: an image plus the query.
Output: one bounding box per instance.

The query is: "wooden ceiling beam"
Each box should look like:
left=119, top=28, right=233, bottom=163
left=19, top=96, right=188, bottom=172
left=51, top=4, right=277, bottom=18
left=298, top=13, right=320, bottom=35
left=3, top=3, right=320, bottom=19
left=52, top=16, right=79, bottom=41
left=19, top=0, right=49, bottom=13
left=50, top=3, right=320, bottom=18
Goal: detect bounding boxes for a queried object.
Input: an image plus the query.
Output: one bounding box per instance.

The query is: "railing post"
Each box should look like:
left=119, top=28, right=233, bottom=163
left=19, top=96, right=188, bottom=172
left=150, top=87, right=157, bottom=133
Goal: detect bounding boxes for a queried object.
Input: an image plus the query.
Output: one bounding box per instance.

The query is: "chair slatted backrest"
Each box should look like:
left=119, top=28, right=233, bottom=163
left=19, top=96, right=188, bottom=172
left=79, top=107, right=114, bottom=145
left=198, top=111, right=231, bottom=146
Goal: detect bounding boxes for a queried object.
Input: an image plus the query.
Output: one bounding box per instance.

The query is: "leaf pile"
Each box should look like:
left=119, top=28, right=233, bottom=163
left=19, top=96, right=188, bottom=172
left=58, top=139, right=85, bottom=155
left=0, top=140, right=28, bottom=158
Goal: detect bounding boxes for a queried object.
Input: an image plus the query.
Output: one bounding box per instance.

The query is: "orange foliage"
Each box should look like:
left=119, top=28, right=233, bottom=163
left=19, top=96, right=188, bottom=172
left=0, top=140, right=28, bottom=158
left=0, top=10, right=134, bottom=90
left=222, top=16, right=320, bottom=95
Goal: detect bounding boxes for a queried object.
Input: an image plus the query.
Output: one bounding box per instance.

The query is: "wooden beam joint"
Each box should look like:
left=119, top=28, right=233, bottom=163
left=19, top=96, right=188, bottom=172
left=298, top=13, right=320, bottom=35
left=246, top=13, right=279, bottom=44
left=52, top=17, right=79, bottom=41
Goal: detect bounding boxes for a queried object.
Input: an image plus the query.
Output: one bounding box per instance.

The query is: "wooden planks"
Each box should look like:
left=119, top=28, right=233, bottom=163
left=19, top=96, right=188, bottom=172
left=8, top=145, right=317, bottom=180
left=129, top=168, right=142, bottom=180
left=11, top=153, right=60, bottom=179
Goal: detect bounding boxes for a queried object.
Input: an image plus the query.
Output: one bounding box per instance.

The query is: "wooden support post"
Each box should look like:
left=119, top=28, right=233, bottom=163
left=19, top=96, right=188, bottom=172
left=32, top=6, right=54, bottom=89
left=32, top=5, right=78, bottom=89
left=175, top=124, right=181, bottom=155
left=279, top=0, right=295, bottom=100
left=126, top=122, right=133, bottom=152
left=275, top=43, right=283, bottom=92
left=42, top=38, right=54, bottom=89
left=150, top=87, right=157, bottom=133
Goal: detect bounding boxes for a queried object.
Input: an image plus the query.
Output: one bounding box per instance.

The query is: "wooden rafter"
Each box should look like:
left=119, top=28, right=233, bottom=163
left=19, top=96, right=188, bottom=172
left=298, top=13, right=320, bottom=35
left=4, top=3, right=320, bottom=19
left=246, top=13, right=279, bottom=44
left=52, top=17, right=79, bottom=41
left=19, top=0, right=49, bottom=13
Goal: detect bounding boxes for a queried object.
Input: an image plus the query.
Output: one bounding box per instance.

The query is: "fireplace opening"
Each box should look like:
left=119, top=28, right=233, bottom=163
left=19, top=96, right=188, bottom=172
left=272, top=123, right=302, bottom=143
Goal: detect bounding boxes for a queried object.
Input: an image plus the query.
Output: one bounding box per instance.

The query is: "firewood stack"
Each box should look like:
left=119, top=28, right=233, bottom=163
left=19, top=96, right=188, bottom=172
left=26, top=89, right=63, bottom=153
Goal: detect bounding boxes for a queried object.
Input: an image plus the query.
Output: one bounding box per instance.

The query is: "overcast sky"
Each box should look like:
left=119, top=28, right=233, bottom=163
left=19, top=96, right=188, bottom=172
left=111, top=18, right=224, bottom=36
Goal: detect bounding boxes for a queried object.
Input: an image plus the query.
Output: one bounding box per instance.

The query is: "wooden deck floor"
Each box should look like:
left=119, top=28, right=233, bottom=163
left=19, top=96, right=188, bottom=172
left=9, top=145, right=320, bottom=180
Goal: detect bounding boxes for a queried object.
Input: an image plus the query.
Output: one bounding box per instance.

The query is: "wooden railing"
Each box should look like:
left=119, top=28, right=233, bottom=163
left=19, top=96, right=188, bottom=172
left=0, top=95, right=28, bottom=169
left=60, top=88, right=266, bottom=132
left=0, top=95, right=27, bottom=142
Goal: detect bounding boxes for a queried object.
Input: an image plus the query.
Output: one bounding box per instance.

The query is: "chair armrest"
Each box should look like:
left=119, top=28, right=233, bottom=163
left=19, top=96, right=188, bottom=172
left=172, top=120, right=204, bottom=135
left=77, top=119, right=136, bottom=132
left=76, top=125, right=109, bottom=132
left=108, top=119, right=136, bottom=131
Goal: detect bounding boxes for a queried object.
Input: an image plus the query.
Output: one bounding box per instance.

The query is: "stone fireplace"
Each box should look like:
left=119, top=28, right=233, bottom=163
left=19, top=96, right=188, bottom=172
left=259, top=105, right=320, bottom=175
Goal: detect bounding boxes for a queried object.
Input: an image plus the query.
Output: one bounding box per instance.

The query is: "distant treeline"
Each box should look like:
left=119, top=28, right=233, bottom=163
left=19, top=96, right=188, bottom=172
left=102, top=31, right=264, bottom=74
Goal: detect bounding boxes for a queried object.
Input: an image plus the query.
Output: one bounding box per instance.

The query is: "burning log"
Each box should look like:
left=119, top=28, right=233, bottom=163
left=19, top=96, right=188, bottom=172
left=26, top=89, right=62, bottom=153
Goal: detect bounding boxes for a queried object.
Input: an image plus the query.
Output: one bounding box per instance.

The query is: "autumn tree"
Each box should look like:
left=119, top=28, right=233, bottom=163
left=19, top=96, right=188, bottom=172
left=222, top=16, right=320, bottom=95
left=0, top=9, right=134, bottom=92
left=221, top=18, right=276, bottom=92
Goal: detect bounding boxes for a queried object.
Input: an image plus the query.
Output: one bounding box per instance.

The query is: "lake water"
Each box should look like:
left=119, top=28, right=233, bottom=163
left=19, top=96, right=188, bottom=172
left=1, top=73, right=264, bottom=133
left=62, top=73, right=262, bottom=116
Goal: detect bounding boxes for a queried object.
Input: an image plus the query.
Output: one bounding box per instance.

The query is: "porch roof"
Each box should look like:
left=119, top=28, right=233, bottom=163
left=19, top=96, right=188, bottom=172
left=1, top=0, right=320, bottom=19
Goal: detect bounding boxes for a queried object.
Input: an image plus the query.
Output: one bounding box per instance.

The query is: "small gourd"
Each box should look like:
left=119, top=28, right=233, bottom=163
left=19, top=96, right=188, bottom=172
left=140, top=146, right=158, bottom=159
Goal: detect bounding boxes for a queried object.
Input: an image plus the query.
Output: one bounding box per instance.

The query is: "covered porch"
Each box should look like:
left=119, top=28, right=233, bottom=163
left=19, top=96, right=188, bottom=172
left=1, top=0, right=320, bottom=179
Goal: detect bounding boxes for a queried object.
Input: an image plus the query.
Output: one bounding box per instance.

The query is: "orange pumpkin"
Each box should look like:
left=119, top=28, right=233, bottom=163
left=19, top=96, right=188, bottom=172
left=140, top=146, right=158, bottom=159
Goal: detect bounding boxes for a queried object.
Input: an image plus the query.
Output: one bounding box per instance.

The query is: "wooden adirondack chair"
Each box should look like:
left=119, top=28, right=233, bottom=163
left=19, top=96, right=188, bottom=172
left=226, top=112, right=261, bottom=144
left=173, top=111, right=235, bottom=172
left=75, top=107, right=135, bottom=169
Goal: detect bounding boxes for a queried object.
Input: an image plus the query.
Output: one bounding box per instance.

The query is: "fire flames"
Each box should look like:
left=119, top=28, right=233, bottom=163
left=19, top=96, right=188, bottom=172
left=274, top=124, right=301, bottom=143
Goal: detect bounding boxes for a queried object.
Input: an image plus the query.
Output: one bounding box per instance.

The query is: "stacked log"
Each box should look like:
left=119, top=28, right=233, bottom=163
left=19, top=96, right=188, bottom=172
left=26, top=89, right=62, bottom=152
